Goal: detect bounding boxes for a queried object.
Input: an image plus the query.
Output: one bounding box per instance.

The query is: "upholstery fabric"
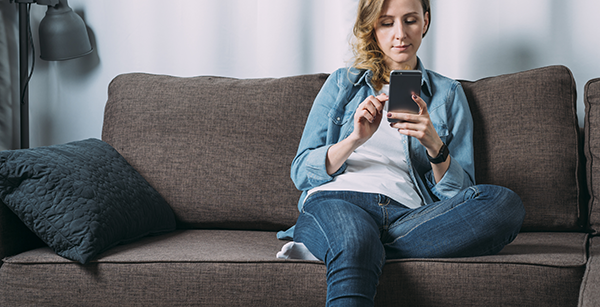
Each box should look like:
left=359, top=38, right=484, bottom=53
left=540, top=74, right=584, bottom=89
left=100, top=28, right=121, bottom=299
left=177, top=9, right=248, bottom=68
left=0, top=230, right=586, bottom=307
left=102, top=73, right=328, bottom=230
left=0, top=68, right=593, bottom=306
left=584, top=78, right=600, bottom=234
left=102, top=69, right=583, bottom=232
left=0, top=139, right=176, bottom=264
left=579, top=236, right=600, bottom=307
left=0, top=201, right=44, bottom=262
left=460, top=66, right=583, bottom=231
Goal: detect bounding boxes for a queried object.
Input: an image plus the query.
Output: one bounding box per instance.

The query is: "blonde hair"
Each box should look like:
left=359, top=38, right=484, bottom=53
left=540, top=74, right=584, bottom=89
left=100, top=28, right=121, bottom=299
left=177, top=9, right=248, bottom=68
left=350, top=0, right=431, bottom=91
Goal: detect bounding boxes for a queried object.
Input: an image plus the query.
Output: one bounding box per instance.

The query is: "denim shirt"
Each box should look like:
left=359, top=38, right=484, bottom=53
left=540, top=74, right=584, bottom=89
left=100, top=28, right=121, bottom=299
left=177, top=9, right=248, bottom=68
left=277, top=59, right=475, bottom=240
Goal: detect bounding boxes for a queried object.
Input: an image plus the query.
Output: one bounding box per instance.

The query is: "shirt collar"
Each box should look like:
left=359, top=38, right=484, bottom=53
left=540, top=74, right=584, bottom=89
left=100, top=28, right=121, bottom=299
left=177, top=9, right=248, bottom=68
left=416, top=57, right=432, bottom=97
left=352, top=57, right=432, bottom=97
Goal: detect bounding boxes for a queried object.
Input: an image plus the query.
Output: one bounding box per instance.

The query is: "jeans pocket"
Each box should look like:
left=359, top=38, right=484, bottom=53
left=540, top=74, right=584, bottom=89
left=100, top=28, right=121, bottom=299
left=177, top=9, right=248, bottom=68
left=463, top=185, right=481, bottom=202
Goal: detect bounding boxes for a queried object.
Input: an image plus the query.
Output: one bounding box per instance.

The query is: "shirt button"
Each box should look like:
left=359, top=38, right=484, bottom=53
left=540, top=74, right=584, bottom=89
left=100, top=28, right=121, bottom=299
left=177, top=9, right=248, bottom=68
left=337, top=117, right=341, bottom=121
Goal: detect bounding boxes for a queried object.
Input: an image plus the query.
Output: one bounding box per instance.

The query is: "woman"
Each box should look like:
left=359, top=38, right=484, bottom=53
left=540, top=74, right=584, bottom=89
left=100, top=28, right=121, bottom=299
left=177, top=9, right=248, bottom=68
left=285, top=0, right=526, bottom=305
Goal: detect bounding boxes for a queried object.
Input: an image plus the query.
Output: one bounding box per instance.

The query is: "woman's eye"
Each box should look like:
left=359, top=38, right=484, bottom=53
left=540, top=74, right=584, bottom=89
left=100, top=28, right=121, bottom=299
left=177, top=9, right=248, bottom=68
left=381, top=22, right=393, bottom=27
left=405, top=19, right=417, bottom=24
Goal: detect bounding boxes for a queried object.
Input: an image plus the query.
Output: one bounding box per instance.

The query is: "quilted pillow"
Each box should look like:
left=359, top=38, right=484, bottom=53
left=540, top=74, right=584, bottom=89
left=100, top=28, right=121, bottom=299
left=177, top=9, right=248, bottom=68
left=0, top=138, right=176, bottom=264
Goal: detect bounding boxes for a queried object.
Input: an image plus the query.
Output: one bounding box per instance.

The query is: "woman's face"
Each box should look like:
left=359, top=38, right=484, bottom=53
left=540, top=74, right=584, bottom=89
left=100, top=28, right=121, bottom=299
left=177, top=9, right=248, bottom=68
left=374, top=0, right=429, bottom=71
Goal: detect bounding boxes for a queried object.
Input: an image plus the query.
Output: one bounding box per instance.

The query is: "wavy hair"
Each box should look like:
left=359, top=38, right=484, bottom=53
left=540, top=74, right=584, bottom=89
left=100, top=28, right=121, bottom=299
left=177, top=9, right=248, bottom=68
left=350, top=0, right=431, bottom=91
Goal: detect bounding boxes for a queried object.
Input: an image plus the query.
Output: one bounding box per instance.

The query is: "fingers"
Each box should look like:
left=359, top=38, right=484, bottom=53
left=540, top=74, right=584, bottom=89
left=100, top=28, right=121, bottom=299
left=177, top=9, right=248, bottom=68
left=412, top=94, right=427, bottom=115
left=358, top=94, right=387, bottom=124
left=386, top=94, right=427, bottom=123
left=385, top=94, right=441, bottom=150
left=388, top=94, right=430, bottom=135
left=387, top=112, right=418, bottom=124
left=394, top=123, right=427, bottom=139
left=390, top=119, right=425, bottom=134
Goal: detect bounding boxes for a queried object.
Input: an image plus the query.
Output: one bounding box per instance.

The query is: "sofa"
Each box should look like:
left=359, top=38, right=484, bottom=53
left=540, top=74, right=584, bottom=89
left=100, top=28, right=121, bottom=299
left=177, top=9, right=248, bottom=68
left=0, top=65, right=599, bottom=306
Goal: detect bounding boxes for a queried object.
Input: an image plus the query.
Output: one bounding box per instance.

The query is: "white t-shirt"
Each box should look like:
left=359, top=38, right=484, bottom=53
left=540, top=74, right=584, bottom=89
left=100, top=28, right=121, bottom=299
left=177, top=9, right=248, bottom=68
left=306, top=84, right=423, bottom=209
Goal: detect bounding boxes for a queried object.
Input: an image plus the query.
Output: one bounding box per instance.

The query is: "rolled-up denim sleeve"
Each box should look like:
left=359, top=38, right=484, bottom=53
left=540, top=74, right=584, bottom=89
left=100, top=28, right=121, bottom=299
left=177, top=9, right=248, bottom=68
left=425, top=82, right=475, bottom=200
left=293, top=144, right=346, bottom=191
left=290, top=70, right=347, bottom=191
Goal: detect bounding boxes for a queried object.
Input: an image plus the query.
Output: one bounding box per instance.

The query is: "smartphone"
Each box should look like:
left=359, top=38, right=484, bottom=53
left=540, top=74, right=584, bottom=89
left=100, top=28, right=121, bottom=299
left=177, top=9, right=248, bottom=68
left=387, top=70, right=422, bottom=123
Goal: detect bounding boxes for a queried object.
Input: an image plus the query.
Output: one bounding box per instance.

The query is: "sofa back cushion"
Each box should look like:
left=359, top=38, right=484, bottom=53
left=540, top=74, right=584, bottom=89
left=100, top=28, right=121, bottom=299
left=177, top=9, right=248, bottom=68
left=461, top=66, right=584, bottom=231
left=103, top=66, right=584, bottom=232
left=102, top=73, right=327, bottom=230
left=584, top=77, right=600, bottom=234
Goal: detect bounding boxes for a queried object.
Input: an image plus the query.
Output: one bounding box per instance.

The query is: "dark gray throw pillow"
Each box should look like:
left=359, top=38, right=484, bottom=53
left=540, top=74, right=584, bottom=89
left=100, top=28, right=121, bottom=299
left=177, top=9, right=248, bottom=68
left=0, top=138, right=176, bottom=264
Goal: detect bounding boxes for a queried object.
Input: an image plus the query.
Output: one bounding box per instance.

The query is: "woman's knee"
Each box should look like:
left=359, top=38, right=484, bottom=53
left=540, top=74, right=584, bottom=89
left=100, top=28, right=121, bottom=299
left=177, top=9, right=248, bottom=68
left=493, top=185, right=523, bottom=212
left=338, top=223, right=384, bottom=261
left=296, top=200, right=384, bottom=265
left=473, top=184, right=526, bottom=232
left=473, top=184, right=524, bottom=209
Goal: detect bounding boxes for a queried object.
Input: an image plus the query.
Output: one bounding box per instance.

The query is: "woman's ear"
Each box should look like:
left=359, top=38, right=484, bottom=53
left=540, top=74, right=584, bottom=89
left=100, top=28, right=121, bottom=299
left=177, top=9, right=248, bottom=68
left=423, top=11, right=430, bottom=37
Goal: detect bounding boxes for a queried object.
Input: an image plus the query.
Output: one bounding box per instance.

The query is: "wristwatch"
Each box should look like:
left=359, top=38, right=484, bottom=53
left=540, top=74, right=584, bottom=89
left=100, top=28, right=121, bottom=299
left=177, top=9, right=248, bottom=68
left=427, top=143, right=449, bottom=164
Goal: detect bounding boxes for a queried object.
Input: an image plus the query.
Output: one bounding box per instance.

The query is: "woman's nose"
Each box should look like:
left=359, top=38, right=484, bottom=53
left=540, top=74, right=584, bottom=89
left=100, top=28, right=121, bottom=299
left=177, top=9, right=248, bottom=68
left=394, top=23, right=406, bottom=39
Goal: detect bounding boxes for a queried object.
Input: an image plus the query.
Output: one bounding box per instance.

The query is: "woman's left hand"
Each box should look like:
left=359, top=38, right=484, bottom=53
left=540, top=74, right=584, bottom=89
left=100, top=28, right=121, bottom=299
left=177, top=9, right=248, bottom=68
left=387, top=94, right=444, bottom=158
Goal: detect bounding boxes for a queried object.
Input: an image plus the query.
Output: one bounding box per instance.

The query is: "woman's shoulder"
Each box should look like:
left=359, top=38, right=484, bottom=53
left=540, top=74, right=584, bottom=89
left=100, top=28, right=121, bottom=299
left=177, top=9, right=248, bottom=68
left=423, top=68, right=462, bottom=92
left=328, top=67, right=370, bottom=86
left=423, top=69, right=469, bottom=115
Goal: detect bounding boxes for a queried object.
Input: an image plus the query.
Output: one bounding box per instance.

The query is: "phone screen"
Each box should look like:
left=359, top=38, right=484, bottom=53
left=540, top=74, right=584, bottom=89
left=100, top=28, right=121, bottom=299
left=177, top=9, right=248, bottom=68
left=387, top=70, right=422, bottom=123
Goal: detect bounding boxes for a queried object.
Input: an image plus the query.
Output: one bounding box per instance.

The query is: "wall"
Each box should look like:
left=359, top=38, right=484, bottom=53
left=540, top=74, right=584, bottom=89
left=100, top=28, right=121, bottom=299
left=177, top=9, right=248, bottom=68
left=21, top=0, right=600, bottom=147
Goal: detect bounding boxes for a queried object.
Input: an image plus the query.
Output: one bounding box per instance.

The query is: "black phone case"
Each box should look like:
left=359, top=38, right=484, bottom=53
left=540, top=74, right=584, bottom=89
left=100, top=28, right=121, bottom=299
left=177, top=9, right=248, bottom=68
left=387, top=70, right=422, bottom=123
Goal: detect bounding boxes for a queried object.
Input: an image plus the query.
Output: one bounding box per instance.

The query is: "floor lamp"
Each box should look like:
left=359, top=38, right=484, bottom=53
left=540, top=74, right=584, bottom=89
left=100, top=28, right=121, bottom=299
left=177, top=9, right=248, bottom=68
left=14, top=0, right=93, bottom=149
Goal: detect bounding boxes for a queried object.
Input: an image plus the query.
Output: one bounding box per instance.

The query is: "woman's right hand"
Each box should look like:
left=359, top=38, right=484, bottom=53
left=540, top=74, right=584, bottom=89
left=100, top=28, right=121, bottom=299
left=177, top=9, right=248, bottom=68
left=324, top=93, right=388, bottom=175
left=349, top=93, right=388, bottom=144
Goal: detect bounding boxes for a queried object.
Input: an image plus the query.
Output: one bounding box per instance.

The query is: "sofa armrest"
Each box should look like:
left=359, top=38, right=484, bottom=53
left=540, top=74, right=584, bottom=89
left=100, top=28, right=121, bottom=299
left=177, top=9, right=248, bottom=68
left=0, top=201, right=43, bottom=263
left=580, top=236, right=600, bottom=306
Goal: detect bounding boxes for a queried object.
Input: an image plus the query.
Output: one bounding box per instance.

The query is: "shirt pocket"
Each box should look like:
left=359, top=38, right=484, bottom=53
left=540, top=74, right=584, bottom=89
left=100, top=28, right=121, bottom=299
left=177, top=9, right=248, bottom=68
left=328, top=105, right=354, bottom=126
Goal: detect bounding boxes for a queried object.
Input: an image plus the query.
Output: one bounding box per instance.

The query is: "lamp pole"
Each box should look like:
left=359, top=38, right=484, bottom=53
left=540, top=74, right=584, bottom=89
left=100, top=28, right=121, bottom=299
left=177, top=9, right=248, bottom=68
left=14, top=0, right=91, bottom=149
left=18, top=3, right=29, bottom=149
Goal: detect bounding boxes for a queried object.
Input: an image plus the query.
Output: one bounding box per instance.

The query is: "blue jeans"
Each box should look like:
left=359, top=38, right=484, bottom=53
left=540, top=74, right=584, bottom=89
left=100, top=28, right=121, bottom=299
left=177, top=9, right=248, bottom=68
left=294, top=185, right=525, bottom=307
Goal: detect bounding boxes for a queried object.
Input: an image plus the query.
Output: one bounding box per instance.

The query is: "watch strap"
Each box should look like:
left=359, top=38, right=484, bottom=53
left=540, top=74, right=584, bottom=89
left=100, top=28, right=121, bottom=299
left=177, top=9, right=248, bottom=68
left=427, top=143, right=449, bottom=164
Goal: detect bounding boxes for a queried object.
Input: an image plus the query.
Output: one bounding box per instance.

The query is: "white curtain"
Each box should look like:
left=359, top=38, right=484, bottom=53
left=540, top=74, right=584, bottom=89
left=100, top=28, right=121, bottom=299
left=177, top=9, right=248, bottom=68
left=74, top=0, right=359, bottom=78
left=26, top=0, right=359, bottom=147
left=426, top=0, right=600, bottom=127
left=0, top=1, right=17, bottom=150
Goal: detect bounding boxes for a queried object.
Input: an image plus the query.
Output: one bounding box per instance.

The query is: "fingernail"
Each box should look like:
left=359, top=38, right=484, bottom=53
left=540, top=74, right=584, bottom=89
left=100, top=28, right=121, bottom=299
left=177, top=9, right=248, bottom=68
left=387, top=112, right=392, bottom=117
left=412, top=94, right=417, bottom=99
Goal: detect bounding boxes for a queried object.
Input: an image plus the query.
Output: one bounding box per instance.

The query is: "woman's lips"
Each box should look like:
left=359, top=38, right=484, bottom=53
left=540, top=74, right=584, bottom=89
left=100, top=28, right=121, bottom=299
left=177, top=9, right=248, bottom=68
left=394, top=44, right=410, bottom=51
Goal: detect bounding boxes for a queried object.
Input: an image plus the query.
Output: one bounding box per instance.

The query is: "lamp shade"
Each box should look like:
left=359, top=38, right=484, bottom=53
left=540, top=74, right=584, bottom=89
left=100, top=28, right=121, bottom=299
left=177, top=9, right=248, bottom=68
left=38, top=0, right=93, bottom=61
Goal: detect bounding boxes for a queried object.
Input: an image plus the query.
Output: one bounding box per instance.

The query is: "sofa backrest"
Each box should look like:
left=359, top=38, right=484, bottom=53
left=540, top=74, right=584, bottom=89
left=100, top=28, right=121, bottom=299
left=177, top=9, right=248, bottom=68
left=103, top=66, right=586, bottom=232
left=585, top=77, right=600, bottom=234
left=102, top=73, right=328, bottom=230
left=461, top=65, right=585, bottom=231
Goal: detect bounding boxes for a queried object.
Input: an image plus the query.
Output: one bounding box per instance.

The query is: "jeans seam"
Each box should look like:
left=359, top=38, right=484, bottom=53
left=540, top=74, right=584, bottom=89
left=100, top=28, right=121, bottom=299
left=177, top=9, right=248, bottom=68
left=388, top=186, right=480, bottom=229
left=379, top=196, right=391, bottom=234
left=386, top=190, right=477, bottom=246
left=303, top=190, right=327, bottom=208
left=301, top=210, right=332, bottom=252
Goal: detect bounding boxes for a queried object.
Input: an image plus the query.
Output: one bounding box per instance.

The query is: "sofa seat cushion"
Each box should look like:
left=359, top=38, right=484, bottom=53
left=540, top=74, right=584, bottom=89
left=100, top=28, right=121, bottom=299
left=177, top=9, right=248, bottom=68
left=0, top=230, right=587, bottom=306
left=579, top=236, right=600, bottom=307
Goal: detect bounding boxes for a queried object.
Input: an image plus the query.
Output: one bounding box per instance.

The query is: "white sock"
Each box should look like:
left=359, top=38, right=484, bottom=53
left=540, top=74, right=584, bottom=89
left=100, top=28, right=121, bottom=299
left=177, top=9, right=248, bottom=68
left=276, top=241, right=319, bottom=261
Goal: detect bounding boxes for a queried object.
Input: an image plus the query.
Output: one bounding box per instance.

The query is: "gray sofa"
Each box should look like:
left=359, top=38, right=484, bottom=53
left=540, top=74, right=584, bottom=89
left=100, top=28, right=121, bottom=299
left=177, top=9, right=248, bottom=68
left=1, top=65, right=599, bottom=306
